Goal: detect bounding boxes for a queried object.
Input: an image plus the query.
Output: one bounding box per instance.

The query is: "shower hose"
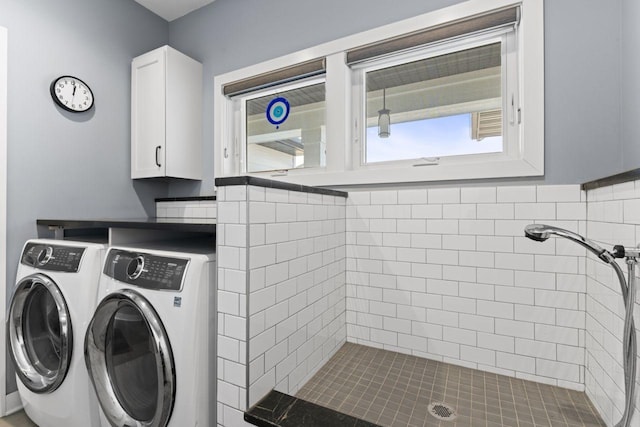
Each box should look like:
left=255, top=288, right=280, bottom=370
left=523, top=224, right=637, bottom=425
left=611, top=258, right=636, bottom=427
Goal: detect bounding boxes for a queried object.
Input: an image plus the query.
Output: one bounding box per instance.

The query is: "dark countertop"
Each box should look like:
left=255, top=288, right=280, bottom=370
left=245, top=390, right=380, bottom=427
left=36, top=218, right=216, bottom=234
left=581, top=168, right=640, bottom=191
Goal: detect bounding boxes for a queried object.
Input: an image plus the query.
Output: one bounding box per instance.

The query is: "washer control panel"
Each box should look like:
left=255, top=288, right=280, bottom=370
left=104, top=249, right=189, bottom=291
left=21, top=242, right=86, bottom=272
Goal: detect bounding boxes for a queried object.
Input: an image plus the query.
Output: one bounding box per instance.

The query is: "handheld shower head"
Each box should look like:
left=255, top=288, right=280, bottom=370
left=525, top=224, right=638, bottom=427
left=524, top=225, right=551, bottom=242
left=524, top=224, right=614, bottom=264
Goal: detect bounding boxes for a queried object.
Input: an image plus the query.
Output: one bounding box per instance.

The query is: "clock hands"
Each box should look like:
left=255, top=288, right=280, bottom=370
left=50, top=76, right=94, bottom=112
left=71, top=82, right=83, bottom=107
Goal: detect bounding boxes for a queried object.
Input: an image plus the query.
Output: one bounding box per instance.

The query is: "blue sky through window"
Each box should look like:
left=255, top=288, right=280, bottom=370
left=366, top=113, right=502, bottom=164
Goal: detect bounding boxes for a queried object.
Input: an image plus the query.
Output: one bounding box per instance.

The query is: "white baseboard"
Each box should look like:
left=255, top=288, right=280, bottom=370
left=5, top=391, right=22, bottom=415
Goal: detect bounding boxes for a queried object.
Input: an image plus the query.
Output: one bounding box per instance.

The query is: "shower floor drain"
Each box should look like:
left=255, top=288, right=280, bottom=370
left=428, top=402, right=457, bottom=421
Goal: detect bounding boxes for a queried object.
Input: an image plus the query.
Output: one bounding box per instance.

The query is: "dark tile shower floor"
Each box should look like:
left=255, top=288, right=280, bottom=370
left=296, top=343, right=605, bottom=427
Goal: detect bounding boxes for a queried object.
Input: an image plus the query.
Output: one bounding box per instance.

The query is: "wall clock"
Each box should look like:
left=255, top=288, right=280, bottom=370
left=50, top=75, right=94, bottom=113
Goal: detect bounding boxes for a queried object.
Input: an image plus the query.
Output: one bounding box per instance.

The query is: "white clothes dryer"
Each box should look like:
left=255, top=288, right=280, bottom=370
left=84, top=241, right=216, bottom=427
left=8, top=239, right=105, bottom=427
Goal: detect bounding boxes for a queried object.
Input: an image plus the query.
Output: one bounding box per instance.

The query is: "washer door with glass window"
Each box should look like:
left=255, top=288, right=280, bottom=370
left=85, top=289, right=175, bottom=427
left=8, top=273, right=73, bottom=394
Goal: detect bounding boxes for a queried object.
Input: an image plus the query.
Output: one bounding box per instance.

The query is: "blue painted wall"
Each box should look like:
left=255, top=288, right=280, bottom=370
left=622, top=0, right=640, bottom=171
left=168, top=0, right=629, bottom=193
left=0, top=0, right=169, bottom=393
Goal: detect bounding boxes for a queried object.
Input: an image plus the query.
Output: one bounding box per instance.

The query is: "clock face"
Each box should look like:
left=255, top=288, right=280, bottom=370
left=50, top=76, right=94, bottom=112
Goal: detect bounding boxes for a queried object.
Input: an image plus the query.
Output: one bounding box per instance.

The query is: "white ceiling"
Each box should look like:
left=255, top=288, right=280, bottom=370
left=134, top=0, right=216, bottom=21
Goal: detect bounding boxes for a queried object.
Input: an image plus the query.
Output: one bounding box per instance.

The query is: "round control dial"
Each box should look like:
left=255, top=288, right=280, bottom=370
left=36, top=246, right=54, bottom=266
left=126, top=256, right=145, bottom=280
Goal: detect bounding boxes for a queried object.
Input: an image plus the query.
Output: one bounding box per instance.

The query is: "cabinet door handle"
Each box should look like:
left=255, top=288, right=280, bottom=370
left=155, top=146, right=162, bottom=167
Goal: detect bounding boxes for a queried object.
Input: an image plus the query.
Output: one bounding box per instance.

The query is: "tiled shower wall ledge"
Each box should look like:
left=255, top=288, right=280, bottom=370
left=345, top=184, right=589, bottom=391
left=584, top=180, right=640, bottom=426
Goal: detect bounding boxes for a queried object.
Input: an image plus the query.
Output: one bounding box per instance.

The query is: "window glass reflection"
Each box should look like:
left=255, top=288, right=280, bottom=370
left=246, top=82, right=326, bottom=172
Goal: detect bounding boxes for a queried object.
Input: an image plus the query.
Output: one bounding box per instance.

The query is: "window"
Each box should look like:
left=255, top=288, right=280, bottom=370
left=240, top=79, right=326, bottom=173
left=357, top=37, right=510, bottom=166
left=214, top=0, right=544, bottom=186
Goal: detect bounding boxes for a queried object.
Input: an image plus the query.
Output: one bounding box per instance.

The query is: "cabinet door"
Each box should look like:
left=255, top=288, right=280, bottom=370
left=131, top=49, right=166, bottom=179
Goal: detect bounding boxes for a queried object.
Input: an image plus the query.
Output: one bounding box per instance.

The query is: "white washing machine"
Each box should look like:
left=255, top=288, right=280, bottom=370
left=84, top=240, right=216, bottom=427
left=8, top=239, right=105, bottom=427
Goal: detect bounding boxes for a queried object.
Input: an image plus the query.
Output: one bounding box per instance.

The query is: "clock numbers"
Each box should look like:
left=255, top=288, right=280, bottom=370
left=51, top=75, right=94, bottom=112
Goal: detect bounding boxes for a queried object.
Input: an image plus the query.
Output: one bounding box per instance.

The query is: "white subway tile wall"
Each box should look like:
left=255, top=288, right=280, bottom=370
left=584, top=179, right=640, bottom=427
left=248, top=187, right=347, bottom=406
left=217, top=183, right=347, bottom=427
left=216, top=186, right=249, bottom=427
left=346, top=185, right=588, bottom=391
left=156, top=199, right=217, bottom=218
left=217, top=179, right=640, bottom=427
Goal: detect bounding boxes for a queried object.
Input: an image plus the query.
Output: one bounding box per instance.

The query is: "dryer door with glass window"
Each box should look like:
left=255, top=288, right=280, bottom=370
left=85, top=289, right=175, bottom=427
left=8, top=273, right=73, bottom=393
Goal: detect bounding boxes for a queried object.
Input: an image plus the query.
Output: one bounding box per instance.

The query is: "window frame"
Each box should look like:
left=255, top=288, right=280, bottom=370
left=233, top=76, right=327, bottom=175
left=213, top=0, right=543, bottom=187
left=351, top=28, right=517, bottom=171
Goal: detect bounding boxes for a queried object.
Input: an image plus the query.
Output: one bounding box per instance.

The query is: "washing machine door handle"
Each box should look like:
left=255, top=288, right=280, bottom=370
left=85, top=289, right=175, bottom=427
left=8, top=273, right=72, bottom=394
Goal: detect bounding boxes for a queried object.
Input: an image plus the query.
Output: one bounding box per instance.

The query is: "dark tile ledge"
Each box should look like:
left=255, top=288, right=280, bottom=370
left=155, top=196, right=215, bottom=202
left=245, top=390, right=380, bottom=427
left=215, top=176, right=348, bottom=198
left=582, top=168, right=640, bottom=191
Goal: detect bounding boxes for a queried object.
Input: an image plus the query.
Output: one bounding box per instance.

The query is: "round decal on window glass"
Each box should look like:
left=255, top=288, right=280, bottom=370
left=266, top=97, right=290, bottom=129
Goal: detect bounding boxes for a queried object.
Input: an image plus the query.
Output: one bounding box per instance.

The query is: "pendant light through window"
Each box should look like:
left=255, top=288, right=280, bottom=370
left=378, top=88, right=390, bottom=138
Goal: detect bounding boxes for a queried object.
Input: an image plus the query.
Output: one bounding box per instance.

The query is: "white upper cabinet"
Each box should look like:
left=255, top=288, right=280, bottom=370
left=131, top=45, right=203, bottom=180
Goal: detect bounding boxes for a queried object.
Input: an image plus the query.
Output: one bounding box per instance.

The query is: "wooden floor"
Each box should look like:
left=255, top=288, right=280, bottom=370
left=0, top=411, right=36, bottom=427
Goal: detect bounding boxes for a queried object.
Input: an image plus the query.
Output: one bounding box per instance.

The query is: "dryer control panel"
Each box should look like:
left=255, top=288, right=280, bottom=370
left=104, top=249, right=189, bottom=291
left=21, top=242, right=86, bottom=272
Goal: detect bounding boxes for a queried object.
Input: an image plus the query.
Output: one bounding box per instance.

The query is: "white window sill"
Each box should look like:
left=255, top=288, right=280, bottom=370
left=241, top=156, right=543, bottom=187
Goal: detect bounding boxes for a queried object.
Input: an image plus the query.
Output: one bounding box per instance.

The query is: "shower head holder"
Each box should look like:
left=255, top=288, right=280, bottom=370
left=613, top=245, right=640, bottom=260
